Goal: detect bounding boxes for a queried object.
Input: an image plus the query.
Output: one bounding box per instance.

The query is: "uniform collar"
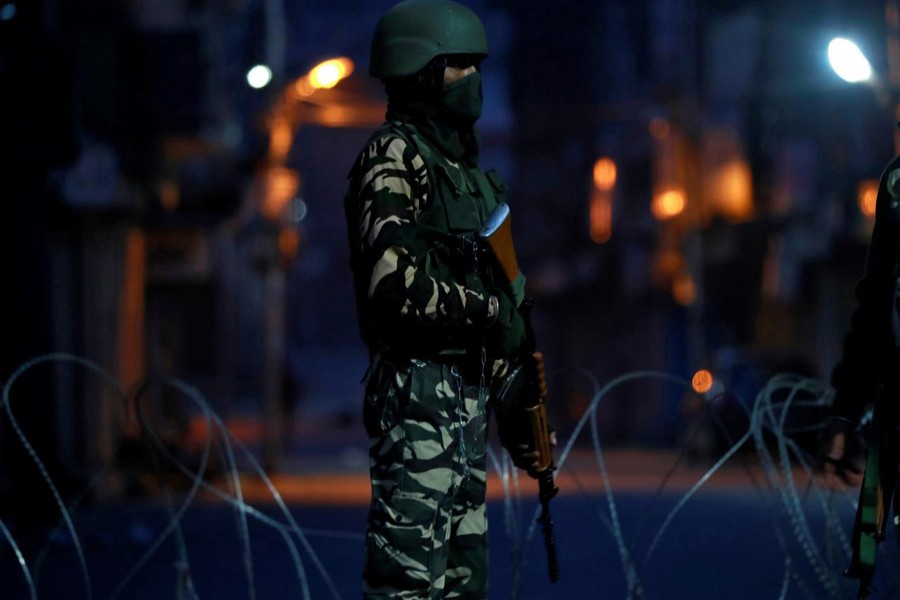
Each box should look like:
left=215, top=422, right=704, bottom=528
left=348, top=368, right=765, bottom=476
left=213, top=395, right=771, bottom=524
left=385, top=101, right=480, bottom=166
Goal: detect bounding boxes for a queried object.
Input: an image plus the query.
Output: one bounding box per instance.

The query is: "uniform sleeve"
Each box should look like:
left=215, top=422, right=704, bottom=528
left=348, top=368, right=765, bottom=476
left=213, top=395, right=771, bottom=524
left=353, top=134, right=491, bottom=329
left=830, top=164, right=899, bottom=422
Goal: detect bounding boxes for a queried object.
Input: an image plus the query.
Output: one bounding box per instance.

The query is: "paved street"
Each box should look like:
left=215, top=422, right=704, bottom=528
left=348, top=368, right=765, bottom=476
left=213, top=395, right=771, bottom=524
left=3, top=446, right=894, bottom=599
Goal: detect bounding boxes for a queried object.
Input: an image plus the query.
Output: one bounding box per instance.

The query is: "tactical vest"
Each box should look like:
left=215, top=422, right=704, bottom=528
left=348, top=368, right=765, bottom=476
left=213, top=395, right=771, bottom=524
left=346, top=119, right=507, bottom=357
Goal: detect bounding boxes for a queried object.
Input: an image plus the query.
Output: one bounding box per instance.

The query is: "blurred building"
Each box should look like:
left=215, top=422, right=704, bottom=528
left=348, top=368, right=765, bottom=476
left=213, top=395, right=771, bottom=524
left=2, top=0, right=895, bottom=517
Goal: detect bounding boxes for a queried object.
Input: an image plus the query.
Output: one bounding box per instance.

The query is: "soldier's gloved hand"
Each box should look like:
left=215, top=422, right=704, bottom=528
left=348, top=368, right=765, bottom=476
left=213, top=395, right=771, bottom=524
left=498, top=418, right=558, bottom=478
left=508, top=272, right=526, bottom=307
left=515, top=431, right=558, bottom=479
left=819, top=416, right=863, bottom=490
left=485, top=292, right=525, bottom=358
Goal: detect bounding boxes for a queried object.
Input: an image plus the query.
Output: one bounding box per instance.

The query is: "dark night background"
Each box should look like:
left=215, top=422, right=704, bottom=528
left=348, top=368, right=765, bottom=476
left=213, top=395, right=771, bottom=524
left=2, top=0, right=898, bottom=598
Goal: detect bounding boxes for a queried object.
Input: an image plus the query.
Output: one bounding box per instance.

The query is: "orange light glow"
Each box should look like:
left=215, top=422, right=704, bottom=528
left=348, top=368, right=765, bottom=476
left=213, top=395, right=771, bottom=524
left=673, top=273, right=697, bottom=306
left=692, top=369, right=714, bottom=394
left=654, top=248, right=682, bottom=281
left=714, top=161, right=753, bottom=221
left=649, top=117, right=671, bottom=140
left=309, top=57, right=354, bottom=89
left=269, top=117, right=293, bottom=163
left=261, top=167, right=300, bottom=220
left=590, top=190, right=612, bottom=243
left=295, top=77, right=315, bottom=97
left=593, top=157, right=617, bottom=191
left=278, top=227, right=301, bottom=261
left=652, top=187, right=686, bottom=220
left=858, top=179, right=878, bottom=218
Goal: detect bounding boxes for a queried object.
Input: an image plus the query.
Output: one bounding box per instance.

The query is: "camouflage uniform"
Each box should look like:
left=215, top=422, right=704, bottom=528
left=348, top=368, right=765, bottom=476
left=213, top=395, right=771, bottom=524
left=345, top=115, right=514, bottom=598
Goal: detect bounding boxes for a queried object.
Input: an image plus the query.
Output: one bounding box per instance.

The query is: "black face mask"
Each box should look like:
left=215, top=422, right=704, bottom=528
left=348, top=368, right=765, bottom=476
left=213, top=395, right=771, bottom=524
left=440, top=71, right=483, bottom=123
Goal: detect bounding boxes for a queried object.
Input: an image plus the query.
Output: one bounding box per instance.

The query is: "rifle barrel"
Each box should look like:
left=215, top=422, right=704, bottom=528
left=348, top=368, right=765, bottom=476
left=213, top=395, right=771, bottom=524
left=538, top=470, right=561, bottom=582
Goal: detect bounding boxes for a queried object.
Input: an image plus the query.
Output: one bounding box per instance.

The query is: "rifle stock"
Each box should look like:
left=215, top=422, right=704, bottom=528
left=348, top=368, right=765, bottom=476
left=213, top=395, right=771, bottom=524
left=480, top=203, right=520, bottom=284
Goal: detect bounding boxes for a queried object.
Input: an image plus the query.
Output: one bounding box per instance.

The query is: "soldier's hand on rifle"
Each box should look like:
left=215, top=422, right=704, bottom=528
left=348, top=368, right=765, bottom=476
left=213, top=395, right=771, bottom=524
left=508, top=271, right=526, bottom=307
left=513, top=352, right=557, bottom=477
left=486, top=292, right=525, bottom=357
left=515, top=431, right=558, bottom=476
left=508, top=433, right=557, bottom=474
left=819, top=416, right=863, bottom=491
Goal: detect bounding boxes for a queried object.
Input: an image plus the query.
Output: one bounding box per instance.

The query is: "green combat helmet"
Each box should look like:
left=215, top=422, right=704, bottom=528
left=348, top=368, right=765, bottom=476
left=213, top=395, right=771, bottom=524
left=369, top=0, right=489, bottom=79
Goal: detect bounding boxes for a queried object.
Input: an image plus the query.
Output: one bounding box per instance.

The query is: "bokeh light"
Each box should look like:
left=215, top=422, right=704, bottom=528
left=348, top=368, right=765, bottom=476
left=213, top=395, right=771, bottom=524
left=652, top=188, right=686, bottom=220
left=692, top=369, right=714, bottom=394
left=247, top=64, right=273, bottom=89
left=309, top=58, right=354, bottom=90
left=857, top=179, right=878, bottom=218
left=593, top=157, right=617, bottom=191
left=827, top=38, right=872, bottom=83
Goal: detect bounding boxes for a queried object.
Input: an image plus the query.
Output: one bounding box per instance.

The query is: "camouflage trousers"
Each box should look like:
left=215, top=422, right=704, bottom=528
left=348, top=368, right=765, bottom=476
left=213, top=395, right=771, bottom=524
left=362, top=356, right=489, bottom=599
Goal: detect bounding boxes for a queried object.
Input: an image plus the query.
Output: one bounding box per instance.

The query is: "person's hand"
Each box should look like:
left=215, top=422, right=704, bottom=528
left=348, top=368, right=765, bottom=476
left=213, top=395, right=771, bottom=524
left=511, top=353, right=556, bottom=477
left=513, top=429, right=558, bottom=477
left=508, top=272, right=526, bottom=307
left=820, top=417, right=863, bottom=491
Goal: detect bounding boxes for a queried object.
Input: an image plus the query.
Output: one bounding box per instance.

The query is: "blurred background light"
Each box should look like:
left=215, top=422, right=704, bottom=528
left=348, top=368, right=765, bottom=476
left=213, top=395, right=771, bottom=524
left=308, top=58, right=354, bottom=90
left=0, top=3, right=16, bottom=20
left=247, top=64, right=273, bottom=89
left=590, top=157, right=615, bottom=244
left=673, top=272, right=697, bottom=306
left=590, top=190, right=612, bottom=244
left=711, top=160, right=753, bottom=222
left=261, top=167, right=299, bottom=220
left=857, top=179, right=878, bottom=218
left=292, top=198, right=308, bottom=223
left=691, top=369, right=714, bottom=394
left=827, top=37, right=872, bottom=83
left=593, top=157, right=617, bottom=191
left=652, top=187, right=686, bottom=220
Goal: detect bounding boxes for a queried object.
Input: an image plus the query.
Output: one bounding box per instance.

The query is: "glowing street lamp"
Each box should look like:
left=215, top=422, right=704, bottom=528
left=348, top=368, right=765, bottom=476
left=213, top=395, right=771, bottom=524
left=295, top=57, right=355, bottom=97
left=828, top=38, right=873, bottom=84
left=247, top=64, right=274, bottom=89
left=827, top=37, right=897, bottom=212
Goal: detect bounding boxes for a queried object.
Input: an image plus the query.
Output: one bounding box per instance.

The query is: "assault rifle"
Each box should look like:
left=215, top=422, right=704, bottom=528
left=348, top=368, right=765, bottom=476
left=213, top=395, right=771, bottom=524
left=478, top=202, right=561, bottom=583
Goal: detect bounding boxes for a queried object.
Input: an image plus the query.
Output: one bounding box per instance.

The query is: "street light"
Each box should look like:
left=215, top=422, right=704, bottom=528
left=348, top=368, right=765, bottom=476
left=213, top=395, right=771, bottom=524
left=247, top=64, right=274, bottom=89
left=294, top=57, right=355, bottom=97
left=828, top=38, right=873, bottom=83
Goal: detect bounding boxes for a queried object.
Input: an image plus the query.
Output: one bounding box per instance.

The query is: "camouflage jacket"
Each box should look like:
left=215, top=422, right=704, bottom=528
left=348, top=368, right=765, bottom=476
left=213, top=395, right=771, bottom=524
left=345, top=119, right=509, bottom=359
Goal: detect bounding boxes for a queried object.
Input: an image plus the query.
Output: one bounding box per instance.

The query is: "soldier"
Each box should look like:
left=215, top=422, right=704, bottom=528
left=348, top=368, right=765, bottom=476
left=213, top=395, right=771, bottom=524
left=823, top=153, right=900, bottom=485
left=343, top=1, right=548, bottom=596
left=821, top=153, right=900, bottom=595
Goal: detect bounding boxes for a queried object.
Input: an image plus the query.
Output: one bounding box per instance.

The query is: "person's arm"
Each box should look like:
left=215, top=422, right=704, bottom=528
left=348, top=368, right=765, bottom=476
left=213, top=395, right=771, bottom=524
left=353, top=134, right=493, bottom=329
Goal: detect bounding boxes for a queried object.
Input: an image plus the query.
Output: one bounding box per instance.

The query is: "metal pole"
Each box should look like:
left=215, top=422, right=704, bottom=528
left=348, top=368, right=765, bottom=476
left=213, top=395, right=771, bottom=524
left=262, top=0, right=287, bottom=471
left=887, top=0, right=900, bottom=153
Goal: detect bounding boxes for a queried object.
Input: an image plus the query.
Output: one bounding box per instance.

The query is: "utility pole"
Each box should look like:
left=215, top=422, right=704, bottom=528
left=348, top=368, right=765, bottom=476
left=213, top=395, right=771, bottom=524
left=887, top=0, right=900, bottom=153
left=261, top=0, right=288, bottom=472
